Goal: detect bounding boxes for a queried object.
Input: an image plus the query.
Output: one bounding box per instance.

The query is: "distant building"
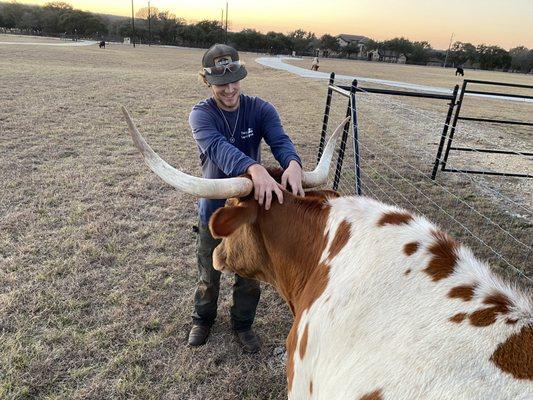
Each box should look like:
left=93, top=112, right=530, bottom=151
left=369, top=49, right=406, bottom=63
left=337, top=34, right=371, bottom=58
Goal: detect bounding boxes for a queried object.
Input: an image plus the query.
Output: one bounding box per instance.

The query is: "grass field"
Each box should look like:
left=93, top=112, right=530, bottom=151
left=0, top=39, right=531, bottom=399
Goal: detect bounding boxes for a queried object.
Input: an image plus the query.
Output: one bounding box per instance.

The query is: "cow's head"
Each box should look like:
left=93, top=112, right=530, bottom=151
left=208, top=187, right=340, bottom=285
left=210, top=196, right=268, bottom=280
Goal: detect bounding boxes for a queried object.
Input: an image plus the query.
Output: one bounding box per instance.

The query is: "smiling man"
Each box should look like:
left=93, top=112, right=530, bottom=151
left=187, top=44, right=304, bottom=352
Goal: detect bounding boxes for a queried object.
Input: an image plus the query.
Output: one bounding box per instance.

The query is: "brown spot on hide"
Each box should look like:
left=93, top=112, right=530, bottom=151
left=286, top=329, right=296, bottom=392
left=490, top=326, right=533, bottom=380
left=377, top=211, right=412, bottom=227
left=484, top=292, right=512, bottom=310
left=506, top=319, right=518, bottom=325
left=404, top=242, right=419, bottom=256
left=287, top=263, right=331, bottom=392
left=448, top=284, right=476, bottom=302
left=423, top=230, right=458, bottom=281
left=298, top=262, right=330, bottom=313
left=299, top=323, right=309, bottom=359
left=449, top=313, right=467, bottom=323
left=359, top=389, right=383, bottom=400
left=327, top=219, right=351, bottom=261
left=469, top=293, right=511, bottom=327
left=309, top=380, right=313, bottom=394
left=404, top=269, right=411, bottom=275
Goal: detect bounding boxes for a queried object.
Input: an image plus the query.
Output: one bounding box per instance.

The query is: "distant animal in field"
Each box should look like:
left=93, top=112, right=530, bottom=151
left=99, top=41, right=106, bottom=49
left=456, top=67, right=464, bottom=76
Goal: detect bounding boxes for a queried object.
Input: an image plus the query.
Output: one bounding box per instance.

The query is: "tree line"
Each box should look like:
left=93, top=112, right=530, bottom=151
left=1, top=1, right=532, bottom=73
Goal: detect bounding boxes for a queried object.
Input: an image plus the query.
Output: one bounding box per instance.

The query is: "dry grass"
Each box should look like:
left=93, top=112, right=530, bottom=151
left=0, top=41, right=531, bottom=399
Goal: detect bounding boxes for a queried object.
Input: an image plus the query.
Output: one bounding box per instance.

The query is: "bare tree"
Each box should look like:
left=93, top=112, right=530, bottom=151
left=135, top=6, right=159, bottom=20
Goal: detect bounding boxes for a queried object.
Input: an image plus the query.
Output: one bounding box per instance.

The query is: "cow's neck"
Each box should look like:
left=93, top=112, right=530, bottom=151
left=258, top=197, right=330, bottom=315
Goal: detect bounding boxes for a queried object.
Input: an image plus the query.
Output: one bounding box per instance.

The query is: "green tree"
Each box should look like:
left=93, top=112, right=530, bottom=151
left=1, top=2, right=26, bottom=29
left=364, top=38, right=380, bottom=51
left=288, top=29, right=316, bottom=55
left=509, top=46, right=532, bottom=73
left=450, top=42, right=477, bottom=66
left=381, top=37, right=413, bottom=55
left=409, top=41, right=432, bottom=64
left=319, top=34, right=340, bottom=56
left=232, top=28, right=266, bottom=52
left=477, top=45, right=511, bottom=70
left=265, top=31, right=292, bottom=54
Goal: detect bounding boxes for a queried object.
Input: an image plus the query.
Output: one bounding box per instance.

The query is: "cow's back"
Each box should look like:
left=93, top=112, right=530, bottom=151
left=289, top=196, right=532, bottom=400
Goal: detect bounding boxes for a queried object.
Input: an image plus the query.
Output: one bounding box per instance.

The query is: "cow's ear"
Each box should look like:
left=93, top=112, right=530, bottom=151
left=209, top=204, right=257, bottom=238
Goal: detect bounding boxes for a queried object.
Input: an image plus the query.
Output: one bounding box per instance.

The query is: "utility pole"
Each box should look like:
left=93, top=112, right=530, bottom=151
left=443, top=32, right=454, bottom=68
left=225, top=1, right=228, bottom=44
left=131, top=0, right=135, bottom=47
left=148, top=0, right=151, bottom=46
left=221, top=9, right=224, bottom=30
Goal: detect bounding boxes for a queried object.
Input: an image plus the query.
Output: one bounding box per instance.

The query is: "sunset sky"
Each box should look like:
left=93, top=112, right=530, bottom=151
left=16, top=0, right=533, bottom=49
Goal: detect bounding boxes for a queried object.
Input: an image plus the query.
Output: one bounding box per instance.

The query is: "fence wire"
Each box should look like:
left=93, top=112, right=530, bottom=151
left=320, top=84, right=532, bottom=284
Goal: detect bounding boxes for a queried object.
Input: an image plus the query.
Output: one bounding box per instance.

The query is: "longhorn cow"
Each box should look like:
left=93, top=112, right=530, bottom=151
left=122, top=107, right=532, bottom=400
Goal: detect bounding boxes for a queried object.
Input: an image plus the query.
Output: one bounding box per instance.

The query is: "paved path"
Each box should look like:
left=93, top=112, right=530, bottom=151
left=255, top=56, right=532, bottom=103
left=0, top=40, right=97, bottom=46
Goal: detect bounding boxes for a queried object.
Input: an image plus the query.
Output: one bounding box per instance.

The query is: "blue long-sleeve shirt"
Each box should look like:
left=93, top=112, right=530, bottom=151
left=189, top=94, right=301, bottom=225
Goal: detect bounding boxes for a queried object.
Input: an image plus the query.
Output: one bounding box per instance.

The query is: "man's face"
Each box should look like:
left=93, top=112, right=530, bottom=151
left=211, top=80, right=241, bottom=111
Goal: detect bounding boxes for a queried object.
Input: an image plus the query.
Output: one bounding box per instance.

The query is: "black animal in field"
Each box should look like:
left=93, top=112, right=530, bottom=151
left=99, top=41, right=106, bottom=49
left=455, top=67, right=464, bottom=76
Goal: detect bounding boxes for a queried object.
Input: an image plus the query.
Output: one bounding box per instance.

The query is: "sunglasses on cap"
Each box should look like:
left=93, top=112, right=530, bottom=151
left=203, top=60, right=243, bottom=76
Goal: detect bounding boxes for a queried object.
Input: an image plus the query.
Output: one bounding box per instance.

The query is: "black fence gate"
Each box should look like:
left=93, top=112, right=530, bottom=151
left=432, top=79, right=533, bottom=179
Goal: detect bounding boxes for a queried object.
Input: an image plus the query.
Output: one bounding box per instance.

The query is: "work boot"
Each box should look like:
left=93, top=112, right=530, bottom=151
left=188, top=324, right=211, bottom=347
left=235, top=329, right=261, bottom=353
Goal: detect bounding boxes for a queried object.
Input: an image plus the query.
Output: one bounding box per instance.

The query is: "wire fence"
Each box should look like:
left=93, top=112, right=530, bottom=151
left=320, top=78, right=532, bottom=284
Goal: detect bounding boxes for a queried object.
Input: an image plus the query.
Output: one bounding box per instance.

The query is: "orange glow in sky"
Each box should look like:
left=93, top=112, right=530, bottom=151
left=15, top=0, right=533, bottom=49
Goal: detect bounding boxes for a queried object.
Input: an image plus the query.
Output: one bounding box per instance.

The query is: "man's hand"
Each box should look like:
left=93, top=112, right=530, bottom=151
left=281, top=160, right=304, bottom=197
left=247, top=164, right=284, bottom=210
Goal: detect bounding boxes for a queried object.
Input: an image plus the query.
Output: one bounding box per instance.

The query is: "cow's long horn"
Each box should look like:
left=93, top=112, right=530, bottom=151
left=302, top=116, right=350, bottom=188
left=122, top=106, right=253, bottom=199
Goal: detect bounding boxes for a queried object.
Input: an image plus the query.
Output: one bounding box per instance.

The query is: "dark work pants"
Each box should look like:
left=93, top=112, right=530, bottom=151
left=192, top=223, right=261, bottom=332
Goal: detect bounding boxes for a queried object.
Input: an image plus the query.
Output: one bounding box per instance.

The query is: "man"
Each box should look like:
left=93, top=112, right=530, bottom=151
left=188, top=44, right=304, bottom=353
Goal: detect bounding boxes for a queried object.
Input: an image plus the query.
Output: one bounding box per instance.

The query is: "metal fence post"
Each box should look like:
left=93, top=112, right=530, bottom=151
left=333, top=81, right=355, bottom=191
left=441, top=80, right=467, bottom=171
left=317, top=72, right=335, bottom=164
left=350, top=80, right=362, bottom=195
left=431, top=84, right=459, bottom=179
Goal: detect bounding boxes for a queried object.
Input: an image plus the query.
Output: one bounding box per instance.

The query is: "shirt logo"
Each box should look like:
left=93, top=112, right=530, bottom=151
left=241, top=127, right=254, bottom=139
